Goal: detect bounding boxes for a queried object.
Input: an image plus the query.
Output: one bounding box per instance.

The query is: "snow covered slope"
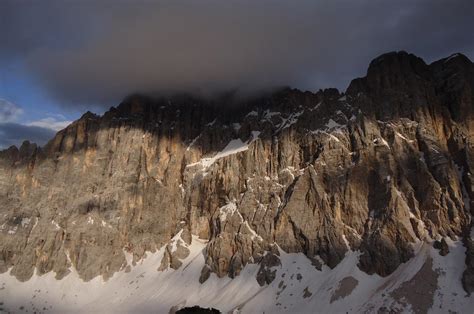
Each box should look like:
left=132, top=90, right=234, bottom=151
left=0, top=236, right=472, bottom=313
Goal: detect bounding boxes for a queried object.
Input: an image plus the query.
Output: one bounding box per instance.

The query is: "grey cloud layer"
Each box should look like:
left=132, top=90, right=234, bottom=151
left=1, top=0, right=474, bottom=107
left=0, top=99, right=24, bottom=122
left=0, top=99, right=69, bottom=148
left=0, top=123, right=55, bottom=149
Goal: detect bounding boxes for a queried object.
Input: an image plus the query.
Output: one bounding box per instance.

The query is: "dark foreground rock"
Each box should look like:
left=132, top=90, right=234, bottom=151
left=175, top=306, right=221, bottom=314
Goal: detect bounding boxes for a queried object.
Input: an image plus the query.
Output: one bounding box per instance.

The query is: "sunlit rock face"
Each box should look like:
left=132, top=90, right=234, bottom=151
left=0, top=51, right=473, bottom=298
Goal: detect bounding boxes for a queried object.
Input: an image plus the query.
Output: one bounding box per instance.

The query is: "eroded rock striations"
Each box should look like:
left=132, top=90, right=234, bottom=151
left=0, top=51, right=473, bottom=293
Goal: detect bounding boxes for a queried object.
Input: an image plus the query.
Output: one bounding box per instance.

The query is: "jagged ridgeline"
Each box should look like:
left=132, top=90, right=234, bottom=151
left=0, top=51, right=473, bottom=311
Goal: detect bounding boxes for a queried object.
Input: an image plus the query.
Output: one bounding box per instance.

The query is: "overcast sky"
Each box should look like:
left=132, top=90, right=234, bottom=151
left=1, top=0, right=473, bottom=148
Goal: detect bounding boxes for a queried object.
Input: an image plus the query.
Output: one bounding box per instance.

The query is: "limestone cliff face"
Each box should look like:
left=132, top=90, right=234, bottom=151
left=0, top=51, right=473, bottom=292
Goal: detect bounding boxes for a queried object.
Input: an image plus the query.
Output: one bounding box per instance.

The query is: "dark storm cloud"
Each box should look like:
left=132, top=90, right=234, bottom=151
left=1, top=0, right=473, bottom=107
left=0, top=123, right=55, bottom=149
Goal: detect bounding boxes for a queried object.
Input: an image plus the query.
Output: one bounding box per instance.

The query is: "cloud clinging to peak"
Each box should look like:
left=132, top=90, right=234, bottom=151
left=1, top=0, right=473, bottom=108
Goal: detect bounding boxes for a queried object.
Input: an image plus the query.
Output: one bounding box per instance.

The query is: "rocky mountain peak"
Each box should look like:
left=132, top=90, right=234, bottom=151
left=441, top=52, right=472, bottom=66
left=368, top=50, right=428, bottom=74
left=0, top=140, right=41, bottom=167
left=348, top=51, right=430, bottom=94
left=79, top=111, right=100, bottom=120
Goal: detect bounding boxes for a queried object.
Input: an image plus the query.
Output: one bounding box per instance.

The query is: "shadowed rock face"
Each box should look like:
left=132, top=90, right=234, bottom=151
left=0, top=51, right=473, bottom=293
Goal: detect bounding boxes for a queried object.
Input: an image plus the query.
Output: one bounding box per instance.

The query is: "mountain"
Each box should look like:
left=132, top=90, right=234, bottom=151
left=0, top=51, right=473, bottom=313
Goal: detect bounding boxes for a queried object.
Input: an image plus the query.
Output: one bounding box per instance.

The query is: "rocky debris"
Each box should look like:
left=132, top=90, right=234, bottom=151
left=256, top=251, right=281, bottom=286
left=330, top=276, right=359, bottom=303
left=390, top=257, right=439, bottom=314
left=199, top=265, right=212, bottom=284
left=159, top=230, right=191, bottom=271
left=433, top=238, right=450, bottom=256
left=0, top=51, right=473, bottom=294
left=302, top=287, right=312, bottom=298
left=462, top=236, right=474, bottom=294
